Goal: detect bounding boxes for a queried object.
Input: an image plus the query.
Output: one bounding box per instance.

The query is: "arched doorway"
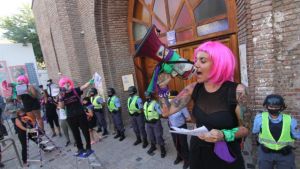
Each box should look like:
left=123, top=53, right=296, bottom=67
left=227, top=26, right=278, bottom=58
left=128, top=0, right=240, bottom=96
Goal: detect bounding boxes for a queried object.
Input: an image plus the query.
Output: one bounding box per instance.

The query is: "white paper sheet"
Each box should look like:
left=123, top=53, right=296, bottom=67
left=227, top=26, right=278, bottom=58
left=170, top=126, right=209, bottom=136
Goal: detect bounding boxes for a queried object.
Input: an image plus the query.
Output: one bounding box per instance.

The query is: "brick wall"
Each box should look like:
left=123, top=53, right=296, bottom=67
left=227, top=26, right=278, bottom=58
left=236, top=0, right=300, bottom=168
left=94, top=0, right=137, bottom=123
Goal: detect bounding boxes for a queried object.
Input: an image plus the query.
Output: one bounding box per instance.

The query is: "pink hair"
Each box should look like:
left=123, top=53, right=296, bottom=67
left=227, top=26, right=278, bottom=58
left=59, top=77, right=74, bottom=89
left=17, top=75, right=29, bottom=85
left=194, top=41, right=236, bottom=84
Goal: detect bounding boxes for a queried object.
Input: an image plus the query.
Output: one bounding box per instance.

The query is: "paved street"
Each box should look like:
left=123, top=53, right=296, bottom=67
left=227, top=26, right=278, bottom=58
left=1, top=119, right=185, bottom=169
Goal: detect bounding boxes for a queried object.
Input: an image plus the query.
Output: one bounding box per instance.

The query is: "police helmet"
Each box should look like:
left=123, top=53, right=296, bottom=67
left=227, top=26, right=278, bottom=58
left=263, top=94, right=286, bottom=110
left=107, top=88, right=116, bottom=95
left=128, top=86, right=137, bottom=95
left=89, top=87, right=98, bottom=95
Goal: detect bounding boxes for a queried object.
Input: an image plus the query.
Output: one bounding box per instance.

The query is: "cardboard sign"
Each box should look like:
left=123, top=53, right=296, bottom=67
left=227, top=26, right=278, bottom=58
left=16, top=84, right=28, bottom=95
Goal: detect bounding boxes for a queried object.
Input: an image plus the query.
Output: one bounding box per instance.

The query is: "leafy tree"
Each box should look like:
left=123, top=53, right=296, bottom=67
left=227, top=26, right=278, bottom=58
left=0, top=4, right=43, bottom=63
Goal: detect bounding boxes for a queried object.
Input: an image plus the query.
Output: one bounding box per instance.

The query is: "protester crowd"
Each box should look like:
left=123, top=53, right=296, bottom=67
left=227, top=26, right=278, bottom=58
left=0, top=41, right=299, bottom=169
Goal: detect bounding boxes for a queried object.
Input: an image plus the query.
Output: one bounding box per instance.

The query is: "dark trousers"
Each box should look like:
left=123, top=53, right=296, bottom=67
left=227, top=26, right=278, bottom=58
left=47, top=116, right=60, bottom=129
left=111, top=111, right=124, bottom=132
left=94, top=109, right=107, bottom=130
left=258, top=145, right=296, bottom=169
left=146, top=120, right=164, bottom=146
left=131, top=113, right=147, bottom=139
left=11, top=118, right=18, bottom=133
left=171, top=124, right=189, bottom=162
left=18, top=130, right=38, bottom=163
left=67, top=114, right=91, bottom=150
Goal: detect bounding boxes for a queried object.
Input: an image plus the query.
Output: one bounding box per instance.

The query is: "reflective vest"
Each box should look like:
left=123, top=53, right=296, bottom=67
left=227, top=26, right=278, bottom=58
left=127, top=95, right=141, bottom=114
left=107, top=96, right=118, bottom=112
left=143, top=100, right=159, bottom=121
left=259, top=112, right=295, bottom=150
left=90, top=96, right=102, bottom=109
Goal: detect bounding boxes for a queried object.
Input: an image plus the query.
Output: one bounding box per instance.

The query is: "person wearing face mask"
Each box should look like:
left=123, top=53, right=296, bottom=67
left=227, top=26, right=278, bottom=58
left=107, top=88, right=125, bottom=141
left=88, top=88, right=108, bottom=136
left=16, top=75, right=44, bottom=131
left=252, top=94, right=300, bottom=169
left=127, top=86, right=148, bottom=148
left=58, top=77, right=94, bottom=157
left=144, top=91, right=166, bottom=158
left=158, top=41, right=249, bottom=169
left=168, top=90, right=191, bottom=169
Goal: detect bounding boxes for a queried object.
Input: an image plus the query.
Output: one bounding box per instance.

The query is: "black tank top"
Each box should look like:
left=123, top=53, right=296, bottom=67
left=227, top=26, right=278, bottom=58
left=20, top=85, right=39, bottom=107
left=191, top=81, right=239, bottom=145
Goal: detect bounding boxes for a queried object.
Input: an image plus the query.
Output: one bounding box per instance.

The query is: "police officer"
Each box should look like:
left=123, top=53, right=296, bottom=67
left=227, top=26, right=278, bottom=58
left=253, top=94, right=300, bottom=169
left=168, top=90, right=190, bottom=169
left=107, top=88, right=125, bottom=141
left=89, top=88, right=108, bottom=136
left=127, top=86, right=148, bottom=148
left=144, top=92, right=166, bottom=158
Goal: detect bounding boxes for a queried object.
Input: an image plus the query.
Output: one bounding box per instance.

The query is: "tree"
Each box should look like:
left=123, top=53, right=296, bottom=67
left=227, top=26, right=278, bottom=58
left=0, top=4, right=43, bottom=63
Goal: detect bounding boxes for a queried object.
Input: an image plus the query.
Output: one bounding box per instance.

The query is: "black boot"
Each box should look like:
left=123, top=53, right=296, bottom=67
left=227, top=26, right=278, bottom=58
left=160, top=145, right=166, bottom=158
left=147, top=144, right=156, bottom=154
left=142, top=138, right=148, bottom=148
left=119, top=132, right=125, bottom=141
left=102, top=129, right=109, bottom=136
left=133, top=136, right=142, bottom=146
left=114, top=131, right=120, bottom=139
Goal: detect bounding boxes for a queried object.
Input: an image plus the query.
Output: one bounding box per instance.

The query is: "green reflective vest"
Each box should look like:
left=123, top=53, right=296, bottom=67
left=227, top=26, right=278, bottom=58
left=90, top=96, right=102, bottom=109
left=107, top=96, right=118, bottom=112
left=127, top=95, right=141, bottom=114
left=259, top=112, right=295, bottom=150
left=143, top=100, right=159, bottom=121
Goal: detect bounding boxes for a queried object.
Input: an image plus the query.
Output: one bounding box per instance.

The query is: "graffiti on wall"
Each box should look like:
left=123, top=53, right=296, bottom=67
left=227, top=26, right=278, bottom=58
left=9, top=65, right=28, bottom=82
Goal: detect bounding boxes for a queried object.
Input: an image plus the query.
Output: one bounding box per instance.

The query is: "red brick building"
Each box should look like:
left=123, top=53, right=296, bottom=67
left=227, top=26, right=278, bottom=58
left=32, top=0, right=300, bottom=167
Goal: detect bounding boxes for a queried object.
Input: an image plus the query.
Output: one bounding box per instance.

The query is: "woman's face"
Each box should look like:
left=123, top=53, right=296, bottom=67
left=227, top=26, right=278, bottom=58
left=17, top=79, right=25, bottom=85
left=194, top=51, right=213, bottom=83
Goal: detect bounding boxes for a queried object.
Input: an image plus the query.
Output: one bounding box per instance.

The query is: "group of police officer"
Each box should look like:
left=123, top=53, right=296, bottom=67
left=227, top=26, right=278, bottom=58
left=86, top=86, right=167, bottom=158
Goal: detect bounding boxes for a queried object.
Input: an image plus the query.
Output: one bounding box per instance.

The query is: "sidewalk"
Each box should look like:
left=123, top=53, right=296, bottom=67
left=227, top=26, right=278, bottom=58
left=1, top=119, right=185, bottom=169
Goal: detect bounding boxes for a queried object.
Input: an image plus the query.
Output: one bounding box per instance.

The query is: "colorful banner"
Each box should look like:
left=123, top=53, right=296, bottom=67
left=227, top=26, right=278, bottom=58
left=0, top=61, right=11, bottom=97
left=9, top=65, right=28, bottom=83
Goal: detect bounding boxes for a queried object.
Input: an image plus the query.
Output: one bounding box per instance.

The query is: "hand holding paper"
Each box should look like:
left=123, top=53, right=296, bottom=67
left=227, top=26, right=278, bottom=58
left=170, top=126, right=209, bottom=136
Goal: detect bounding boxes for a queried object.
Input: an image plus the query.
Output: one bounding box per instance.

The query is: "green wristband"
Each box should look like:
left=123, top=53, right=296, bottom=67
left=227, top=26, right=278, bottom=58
left=222, top=128, right=238, bottom=142
left=89, top=79, right=94, bottom=84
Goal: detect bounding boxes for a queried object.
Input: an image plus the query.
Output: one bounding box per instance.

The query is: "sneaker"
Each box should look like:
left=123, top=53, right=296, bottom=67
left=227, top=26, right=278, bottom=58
left=102, top=130, right=109, bottom=136
left=0, top=162, right=4, bottom=168
left=59, top=133, right=62, bottom=137
left=80, top=149, right=94, bottom=158
left=52, top=133, right=57, bottom=137
left=65, top=141, right=70, bottom=147
left=74, top=149, right=85, bottom=156
left=174, top=157, right=182, bottom=165
left=183, top=162, right=189, bottom=169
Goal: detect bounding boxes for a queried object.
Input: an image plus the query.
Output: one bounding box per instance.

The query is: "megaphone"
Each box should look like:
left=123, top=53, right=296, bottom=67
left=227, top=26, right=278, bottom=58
left=133, top=25, right=195, bottom=94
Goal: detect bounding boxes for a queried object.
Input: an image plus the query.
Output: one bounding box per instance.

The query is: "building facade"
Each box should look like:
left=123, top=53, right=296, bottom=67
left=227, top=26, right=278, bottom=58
left=32, top=0, right=300, bottom=167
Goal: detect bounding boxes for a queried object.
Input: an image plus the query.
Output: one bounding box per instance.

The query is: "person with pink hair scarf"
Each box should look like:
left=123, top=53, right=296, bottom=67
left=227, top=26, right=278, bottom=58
left=58, top=76, right=94, bottom=157
left=16, top=75, right=44, bottom=130
left=158, top=41, right=249, bottom=169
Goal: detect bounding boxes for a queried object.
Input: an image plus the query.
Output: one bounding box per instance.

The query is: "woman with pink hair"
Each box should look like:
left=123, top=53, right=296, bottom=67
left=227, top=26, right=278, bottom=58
left=158, top=41, right=249, bottom=169
left=16, top=75, right=44, bottom=130
left=58, top=76, right=95, bottom=157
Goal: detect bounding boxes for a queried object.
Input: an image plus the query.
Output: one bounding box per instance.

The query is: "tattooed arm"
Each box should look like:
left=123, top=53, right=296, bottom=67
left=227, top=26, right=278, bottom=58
left=234, top=84, right=249, bottom=139
left=159, top=82, right=196, bottom=117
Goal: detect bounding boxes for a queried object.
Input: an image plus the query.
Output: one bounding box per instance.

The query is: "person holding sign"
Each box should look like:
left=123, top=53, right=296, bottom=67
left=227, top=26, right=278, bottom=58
left=16, top=75, right=44, bottom=130
left=58, top=77, right=94, bottom=157
left=158, top=41, right=249, bottom=169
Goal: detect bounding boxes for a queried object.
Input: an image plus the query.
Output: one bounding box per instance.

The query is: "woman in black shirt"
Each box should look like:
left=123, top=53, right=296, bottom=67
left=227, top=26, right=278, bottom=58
left=158, top=41, right=249, bottom=169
